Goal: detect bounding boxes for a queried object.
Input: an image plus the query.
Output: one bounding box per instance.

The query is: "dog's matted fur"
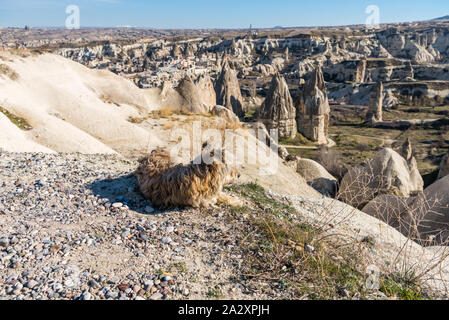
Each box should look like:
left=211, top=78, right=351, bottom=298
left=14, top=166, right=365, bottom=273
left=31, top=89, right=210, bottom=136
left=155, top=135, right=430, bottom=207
left=135, top=148, right=241, bottom=209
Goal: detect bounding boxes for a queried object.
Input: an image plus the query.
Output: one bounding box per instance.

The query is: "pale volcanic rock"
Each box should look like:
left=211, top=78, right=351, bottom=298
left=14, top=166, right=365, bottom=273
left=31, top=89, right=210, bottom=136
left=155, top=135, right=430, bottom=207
left=364, top=174, right=449, bottom=246
left=355, top=57, right=367, bottom=83
left=438, top=152, right=449, bottom=180
left=403, top=61, right=415, bottom=80
left=295, top=158, right=337, bottom=197
left=211, top=105, right=241, bottom=128
left=340, top=148, right=424, bottom=209
left=365, top=81, right=384, bottom=125
left=403, top=175, right=449, bottom=244
left=0, top=52, right=162, bottom=155
left=257, top=74, right=297, bottom=138
left=175, top=76, right=210, bottom=114
left=296, top=66, right=330, bottom=144
left=184, top=43, right=195, bottom=58
left=170, top=44, right=183, bottom=58
left=215, top=60, right=245, bottom=118
left=195, top=74, right=216, bottom=111
left=399, top=138, right=414, bottom=163
left=373, top=44, right=393, bottom=59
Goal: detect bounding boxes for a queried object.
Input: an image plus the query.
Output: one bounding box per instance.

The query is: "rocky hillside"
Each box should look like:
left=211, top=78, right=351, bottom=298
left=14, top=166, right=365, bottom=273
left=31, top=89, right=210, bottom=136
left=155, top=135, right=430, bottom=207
left=0, top=50, right=163, bottom=155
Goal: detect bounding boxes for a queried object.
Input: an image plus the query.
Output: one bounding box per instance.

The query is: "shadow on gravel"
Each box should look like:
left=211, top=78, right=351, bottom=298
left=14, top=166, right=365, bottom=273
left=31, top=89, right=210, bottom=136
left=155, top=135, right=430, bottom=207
left=88, top=173, right=165, bottom=216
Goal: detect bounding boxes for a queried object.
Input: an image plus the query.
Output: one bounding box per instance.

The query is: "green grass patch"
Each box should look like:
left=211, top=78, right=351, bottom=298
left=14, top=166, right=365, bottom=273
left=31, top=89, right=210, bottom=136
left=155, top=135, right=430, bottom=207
left=380, top=273, right=426, bottom=300
left=0, top=106, right=32, bottom=130
left=226, top=182, right=296, bottom=219
left=279, top=132, right=315, bottom=147
left=206, top=288, right=224, bottom=299
left=167, top=262, right=187, bottom=274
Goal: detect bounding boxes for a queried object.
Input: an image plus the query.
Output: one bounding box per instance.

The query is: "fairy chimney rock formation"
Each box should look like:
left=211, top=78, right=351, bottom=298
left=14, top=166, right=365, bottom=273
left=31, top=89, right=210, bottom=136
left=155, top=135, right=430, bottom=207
left=365, top=81, right=384, bottom=125
left=195, top=74, right=216, bottom=111
left=400, top=138, right=413, bottom=162
left=404, top=61, right=415, bottom=80
left=257, top=74, right=297, bottom=138
left=171, top=44, right=182, bottom=58
left=175, top=76, right=209, bottom=114
left=296, top=66, right=330, bottom=144
left=215, top=59, right=245, bottom=118
left=355, top=57, right=367, bottom=83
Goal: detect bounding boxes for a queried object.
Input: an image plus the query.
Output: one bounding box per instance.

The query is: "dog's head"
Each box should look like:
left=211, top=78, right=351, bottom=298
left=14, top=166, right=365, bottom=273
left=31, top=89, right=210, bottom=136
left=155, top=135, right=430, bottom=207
left=223, top=164, right=240, bottom=185
left=208, top=148, right=241, bottom=185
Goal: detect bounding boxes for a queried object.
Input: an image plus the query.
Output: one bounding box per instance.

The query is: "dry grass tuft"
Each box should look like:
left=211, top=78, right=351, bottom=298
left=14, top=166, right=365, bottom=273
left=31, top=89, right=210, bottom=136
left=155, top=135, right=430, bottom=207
left=127, top=115, right=149, bottom=124
left=224, top=182, right=446, bottom=299
left=0, top=64, right=19, bottom=80
left=99, top=94, right=120, bottom=106
left=151, top=107, right=176, bottom=119
left=226, top=183, right=369, bottom=299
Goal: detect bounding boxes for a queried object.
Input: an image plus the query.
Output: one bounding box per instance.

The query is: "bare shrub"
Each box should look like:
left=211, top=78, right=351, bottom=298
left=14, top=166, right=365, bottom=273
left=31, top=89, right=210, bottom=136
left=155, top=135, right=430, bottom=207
left=356, top=142, right=371, bottom=152
left=313, top=145, right=348, bottom=180
left=363, top=191, right=449, bottom=295
left=331, top=164, right=449, bottom=296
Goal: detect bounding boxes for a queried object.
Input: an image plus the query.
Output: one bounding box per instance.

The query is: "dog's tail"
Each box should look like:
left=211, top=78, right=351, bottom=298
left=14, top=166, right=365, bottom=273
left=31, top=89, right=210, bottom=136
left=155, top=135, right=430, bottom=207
left=136, top=148, right=174, bottom=180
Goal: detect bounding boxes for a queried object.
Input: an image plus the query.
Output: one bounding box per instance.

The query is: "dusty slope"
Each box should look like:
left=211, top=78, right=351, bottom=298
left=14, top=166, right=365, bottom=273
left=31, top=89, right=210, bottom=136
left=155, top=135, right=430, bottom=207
left=0, top=52, right=162, bottom=155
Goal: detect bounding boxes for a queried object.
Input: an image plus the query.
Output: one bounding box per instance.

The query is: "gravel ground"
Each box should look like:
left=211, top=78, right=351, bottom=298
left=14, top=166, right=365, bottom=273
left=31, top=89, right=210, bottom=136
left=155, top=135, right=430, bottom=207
left=0, top=152, right=267, bottom=300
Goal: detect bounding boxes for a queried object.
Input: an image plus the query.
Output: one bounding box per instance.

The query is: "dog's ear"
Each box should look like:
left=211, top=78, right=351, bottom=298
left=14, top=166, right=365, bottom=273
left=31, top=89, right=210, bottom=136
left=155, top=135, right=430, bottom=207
left=221, top=149, right=227, bottom=164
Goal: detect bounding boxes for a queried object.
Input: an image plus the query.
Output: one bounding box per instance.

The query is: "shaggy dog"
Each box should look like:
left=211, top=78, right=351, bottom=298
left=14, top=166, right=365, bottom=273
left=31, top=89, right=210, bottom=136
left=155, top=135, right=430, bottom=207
left=135, top=148, right=241, bottom=209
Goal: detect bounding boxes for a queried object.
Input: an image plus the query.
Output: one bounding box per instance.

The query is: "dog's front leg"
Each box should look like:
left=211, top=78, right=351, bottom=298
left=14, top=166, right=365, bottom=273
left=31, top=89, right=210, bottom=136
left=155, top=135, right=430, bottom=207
left=217, top=192, right=243, bottom=207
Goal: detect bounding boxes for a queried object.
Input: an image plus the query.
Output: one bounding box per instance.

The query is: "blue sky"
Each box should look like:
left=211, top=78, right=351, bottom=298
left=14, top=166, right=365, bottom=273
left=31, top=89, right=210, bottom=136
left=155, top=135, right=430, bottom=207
left=0, top=0, right=448, bottom=29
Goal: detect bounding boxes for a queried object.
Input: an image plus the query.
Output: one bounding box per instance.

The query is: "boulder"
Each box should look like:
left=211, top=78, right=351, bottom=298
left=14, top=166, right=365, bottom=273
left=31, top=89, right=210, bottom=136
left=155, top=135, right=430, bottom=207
left=296, top=65, right=330, bottom=144
left=295, top=159, right=338, bottom=197
left=399, top=138, right=413, bottom=161
left=257, top=74, right=297, bottom=138
left=339, top=148, right=424, bottom=209
left=438, top=152, right=449, bottom=180
left=362, top=194, right=413, bottom=230
left=404, top=175, right=449, bottom=244
left=363, top=175, right=449, bottom=245
left=211, top=105, right=241, bottom=128
left=249, top=122, right=289, bottom=160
